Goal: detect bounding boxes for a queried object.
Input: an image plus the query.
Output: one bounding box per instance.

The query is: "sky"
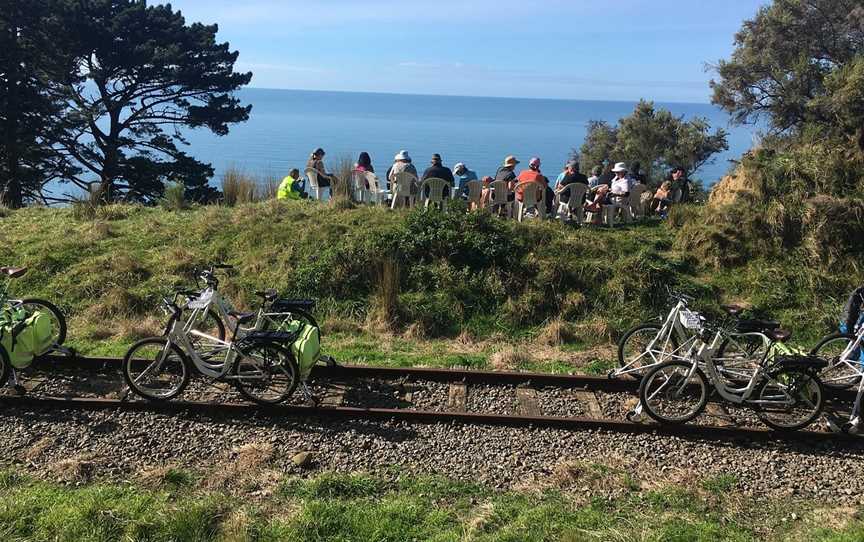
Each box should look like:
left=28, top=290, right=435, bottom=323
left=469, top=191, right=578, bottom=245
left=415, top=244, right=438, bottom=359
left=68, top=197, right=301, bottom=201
left=160, top=0, right=769, bottom=103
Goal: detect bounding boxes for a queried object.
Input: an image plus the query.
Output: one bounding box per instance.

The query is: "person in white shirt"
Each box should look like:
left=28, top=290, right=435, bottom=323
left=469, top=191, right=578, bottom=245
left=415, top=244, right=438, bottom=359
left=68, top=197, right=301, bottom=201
left=610, top=162, right=631, bottom=197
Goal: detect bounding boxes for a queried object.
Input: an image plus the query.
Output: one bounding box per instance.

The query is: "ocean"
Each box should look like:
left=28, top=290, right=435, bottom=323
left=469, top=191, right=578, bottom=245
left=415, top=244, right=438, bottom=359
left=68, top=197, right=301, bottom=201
left=144, top=88, right=756, bottom=190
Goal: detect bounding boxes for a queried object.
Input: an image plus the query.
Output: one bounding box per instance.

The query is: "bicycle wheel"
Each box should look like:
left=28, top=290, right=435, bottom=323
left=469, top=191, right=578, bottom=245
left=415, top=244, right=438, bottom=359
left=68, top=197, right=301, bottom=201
left=640, top=360, right=709, bottom=424
left=810, top=333, right=859, bottom=389
left=190, top=309, right=226, bottom=344
left=123, top=338, right=190, bottom=401
left=18, top=298, right=67, bottom=346
left=233, top=342, right=299, bottom=405
left=617, top=323, right=675, bottom=378
left=754, top=368, right=824, bottom=431
left=0, top=345, right=10, bottom=388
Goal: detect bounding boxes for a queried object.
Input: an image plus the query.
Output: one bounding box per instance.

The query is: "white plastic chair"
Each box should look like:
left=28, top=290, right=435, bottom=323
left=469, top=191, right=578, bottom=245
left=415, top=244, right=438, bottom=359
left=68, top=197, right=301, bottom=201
left=514, top=181, right=545, bottom=222
left=390, top=172, right=417, bottom=209
left=487, top=180, right=513, bottom=218
left=350, top=171, right=367, bottom=203
left=419, top=178, right=448, bottom=210
left=554, top=183, right=588, bottom=223
left=464, top=180, right=483, bottom=211
left=304, top=168, right=331, bottom=201
left=365, top=172, right=390, bottom=205
left=629, top=184, right=648, bottom=220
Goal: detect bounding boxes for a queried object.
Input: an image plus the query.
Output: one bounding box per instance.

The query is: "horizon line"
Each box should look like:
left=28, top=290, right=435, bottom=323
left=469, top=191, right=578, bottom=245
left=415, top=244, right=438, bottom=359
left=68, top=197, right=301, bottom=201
left=241, top=85, right=716, bottom=107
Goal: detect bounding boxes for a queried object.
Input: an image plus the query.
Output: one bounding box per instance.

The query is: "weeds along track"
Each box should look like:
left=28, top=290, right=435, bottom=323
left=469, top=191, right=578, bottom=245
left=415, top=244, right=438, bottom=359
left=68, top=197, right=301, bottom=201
left=2, top=355, right=857, bottom=444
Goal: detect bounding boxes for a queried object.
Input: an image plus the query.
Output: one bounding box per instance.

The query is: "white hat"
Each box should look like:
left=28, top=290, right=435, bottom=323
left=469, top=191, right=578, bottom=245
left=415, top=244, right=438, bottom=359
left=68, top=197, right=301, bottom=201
left=612, top=162, right=628, bottom=173
left=453, top=162, right=466, bottom=172
left=394, top=150, right=410, bottom=161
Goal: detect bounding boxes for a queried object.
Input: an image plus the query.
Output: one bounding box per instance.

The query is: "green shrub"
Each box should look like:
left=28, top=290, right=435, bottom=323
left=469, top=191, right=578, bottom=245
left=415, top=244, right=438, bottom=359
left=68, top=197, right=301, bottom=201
left=159, top=182, right=188, bottom=211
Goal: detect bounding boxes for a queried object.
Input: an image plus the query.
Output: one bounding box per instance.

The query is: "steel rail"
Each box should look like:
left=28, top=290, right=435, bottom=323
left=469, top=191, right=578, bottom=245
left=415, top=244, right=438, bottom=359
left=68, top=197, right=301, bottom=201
left=36, top=355, right=857, bottom=402
left=0, top=393, right=855, bottom=443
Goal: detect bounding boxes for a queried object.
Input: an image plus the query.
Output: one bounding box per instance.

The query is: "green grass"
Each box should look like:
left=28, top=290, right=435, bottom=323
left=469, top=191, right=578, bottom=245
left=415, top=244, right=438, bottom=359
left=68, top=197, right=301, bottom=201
left=0, top=201, right=858, bottom=369
left=2, top=468, right=862, bottom=541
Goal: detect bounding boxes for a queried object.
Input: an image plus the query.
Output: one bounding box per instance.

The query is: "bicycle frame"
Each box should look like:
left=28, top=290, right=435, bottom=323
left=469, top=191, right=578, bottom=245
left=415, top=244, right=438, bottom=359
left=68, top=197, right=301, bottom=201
left=614, top=299, right=701, bottom=377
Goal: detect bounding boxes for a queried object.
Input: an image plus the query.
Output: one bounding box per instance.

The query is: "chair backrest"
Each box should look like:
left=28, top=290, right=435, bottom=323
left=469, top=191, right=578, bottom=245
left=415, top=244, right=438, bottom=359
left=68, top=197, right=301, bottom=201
left=305, top=168, right=320, bottom=189
left=629, top=184, right=647, bottom=205
left=465, top=180, right=483, bottom=203
left=364, top=172, right=381, bottom=192
left=489, top=180, right=511, bottom=204
left=393, top=172, right=416, bottom=196
left=421, top=178, right=448, bottom=202
left=515, top=181, right=541, bottom=207
left=563, top=183, right=589, bottom=210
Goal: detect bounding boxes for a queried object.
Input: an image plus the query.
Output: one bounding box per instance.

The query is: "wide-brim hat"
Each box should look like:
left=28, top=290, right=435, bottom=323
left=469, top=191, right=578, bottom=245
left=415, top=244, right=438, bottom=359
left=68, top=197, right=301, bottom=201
left=612, top=162, right=628, bottom=172
left=503, top=155, right=520, bottom=167
left=395, top=150, right=410, bottom=161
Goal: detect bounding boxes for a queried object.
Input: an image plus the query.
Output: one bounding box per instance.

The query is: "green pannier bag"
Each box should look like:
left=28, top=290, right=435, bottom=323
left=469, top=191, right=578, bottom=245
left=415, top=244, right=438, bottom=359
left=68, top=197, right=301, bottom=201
left=286, top=320, right=321, bottom=379
left=0, top=310, right=55, bottom=369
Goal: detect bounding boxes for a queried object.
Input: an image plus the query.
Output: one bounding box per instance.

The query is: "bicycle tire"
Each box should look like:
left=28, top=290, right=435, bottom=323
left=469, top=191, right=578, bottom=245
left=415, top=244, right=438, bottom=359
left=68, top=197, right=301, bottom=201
left=122, top=337, right=190, bottom=401
left=0, top=345, right=10, bottom=388
left=18, top=298, right=67, bottom=346
left=233, top=341, right=300, bottom=405
left=810, top=333, right=859, bottom=390
left=617, top=323, right=677, bottom=378
left=639, top=360, right=709, bottom=425
left=754, top=368, right=825, bottom=431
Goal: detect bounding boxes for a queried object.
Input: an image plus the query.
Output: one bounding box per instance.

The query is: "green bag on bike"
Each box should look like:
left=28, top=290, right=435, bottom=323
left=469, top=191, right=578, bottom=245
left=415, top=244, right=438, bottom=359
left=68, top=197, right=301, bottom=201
left=285, top=320, right=321, bottom=379
left=0, top=309, right=55, bottom=369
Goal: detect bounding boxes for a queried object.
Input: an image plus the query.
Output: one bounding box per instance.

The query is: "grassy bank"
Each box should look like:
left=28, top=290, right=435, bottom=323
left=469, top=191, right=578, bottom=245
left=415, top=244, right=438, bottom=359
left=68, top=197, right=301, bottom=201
left=0, top=200, right=856, bottom=369
left=1, top=468, right=862, bottom=541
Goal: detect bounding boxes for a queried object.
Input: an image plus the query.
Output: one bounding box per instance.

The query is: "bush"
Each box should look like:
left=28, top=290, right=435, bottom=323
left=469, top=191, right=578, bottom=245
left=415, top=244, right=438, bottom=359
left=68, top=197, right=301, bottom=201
left=159, top=182, right=187, bottom=211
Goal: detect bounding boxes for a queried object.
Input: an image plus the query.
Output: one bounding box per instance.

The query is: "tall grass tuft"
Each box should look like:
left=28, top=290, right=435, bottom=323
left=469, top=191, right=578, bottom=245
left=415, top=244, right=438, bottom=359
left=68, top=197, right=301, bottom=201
left=0, top=204, right=10, bottom=218
left=71, top=182, right=109, bottom=220
left=368, top=257, right=400, bottom=331
left=221, top=166, right=258, bottom=206
left=159, top=182, right=188, bottom=211
left=329, top=154, right=354, bottom=208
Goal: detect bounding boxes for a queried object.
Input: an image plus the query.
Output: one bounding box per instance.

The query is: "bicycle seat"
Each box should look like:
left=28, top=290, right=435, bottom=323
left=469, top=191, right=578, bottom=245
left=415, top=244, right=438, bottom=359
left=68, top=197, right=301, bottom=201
left=766, top=329, right=792, bottom=343
left=271, top=298, right=315, bottom=312
left=736, top=319, right=781, bottom=332
left=255, top=289, right=278, bottom=301
left=1, top=267, right=27, bottom=279
left=229, top=310, right=257, bottom=324
left=721, top=304, right=745, bottom=316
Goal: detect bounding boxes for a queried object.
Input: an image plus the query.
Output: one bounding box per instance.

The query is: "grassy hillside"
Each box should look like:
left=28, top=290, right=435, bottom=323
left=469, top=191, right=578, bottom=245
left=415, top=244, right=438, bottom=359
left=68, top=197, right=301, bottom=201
left=0, top=200, right=855, bottom=369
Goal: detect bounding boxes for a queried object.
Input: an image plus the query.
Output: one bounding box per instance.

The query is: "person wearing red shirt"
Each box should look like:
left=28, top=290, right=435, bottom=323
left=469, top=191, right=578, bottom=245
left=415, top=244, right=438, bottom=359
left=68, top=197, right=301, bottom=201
left=516, top=157, right=554, bottom=215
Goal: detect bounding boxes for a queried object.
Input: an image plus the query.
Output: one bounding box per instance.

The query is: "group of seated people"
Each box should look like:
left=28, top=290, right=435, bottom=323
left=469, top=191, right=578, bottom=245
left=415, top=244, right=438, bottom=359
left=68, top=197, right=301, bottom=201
left=277, top=147, right=692, bottom=221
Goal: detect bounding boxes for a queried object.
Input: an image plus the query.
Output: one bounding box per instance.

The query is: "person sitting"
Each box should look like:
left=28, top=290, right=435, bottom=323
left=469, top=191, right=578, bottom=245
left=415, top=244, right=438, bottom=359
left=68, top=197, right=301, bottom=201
left=305, top=148, right=334, bottom=190
left=587, top=166, right=603, bottom=188
left=479, top=175, right=494, bottom=207
left=598, top=161, right=615, bottom=186
left=421, top=153, right=455, bottom=198
left=609, top=162, right=630, bottom=196
left=355, top=151, right=374, bottom=173
left=667, top=166, right=688, bottom=203
left=629, top=161, right=647, bottom=185
left=651, top=181, right=673, bottom=217
left=516, top=157, right=554, bottom=215
left=277, top=168, right=307, bottom=200
left=386, top=150, right=418, bottom=192
left=584, top=184, right=610, bottom=224
left=555, top=161, right=588, bottom=198
left=453, top=162, right=478, bottom=197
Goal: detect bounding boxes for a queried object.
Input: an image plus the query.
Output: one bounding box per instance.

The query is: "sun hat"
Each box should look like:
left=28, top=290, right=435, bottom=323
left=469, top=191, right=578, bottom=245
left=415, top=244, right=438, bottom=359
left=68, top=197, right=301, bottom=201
left=503, top=155, right=520, bottom=167
left=394, top=150, right=410, bottom=161
left=529, top=157, right=541, bottom=169
left=453, top=162, right=466, bottom=172
left=612, top=162, right=628, bottom=173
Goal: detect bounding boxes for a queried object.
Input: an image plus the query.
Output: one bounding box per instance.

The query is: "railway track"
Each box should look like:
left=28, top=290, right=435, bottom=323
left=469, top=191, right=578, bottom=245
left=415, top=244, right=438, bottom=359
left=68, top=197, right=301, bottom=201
left=2, top=354, right=854, bottom=443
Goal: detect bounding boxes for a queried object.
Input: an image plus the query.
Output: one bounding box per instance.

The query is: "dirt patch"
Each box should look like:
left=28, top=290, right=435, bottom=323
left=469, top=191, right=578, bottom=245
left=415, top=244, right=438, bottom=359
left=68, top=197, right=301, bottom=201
left=23, top=436, right=56, bottom=462
left=49, top=453, right=98, bottom=483
left=205, top=442, right=282, bottom=497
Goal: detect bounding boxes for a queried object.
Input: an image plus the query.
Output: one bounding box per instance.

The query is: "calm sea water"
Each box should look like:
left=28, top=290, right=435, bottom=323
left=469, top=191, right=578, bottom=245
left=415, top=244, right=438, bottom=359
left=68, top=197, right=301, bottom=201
left=182, top=88, right=753, bottom=188
left=59, top=88, right=755, bottom=197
